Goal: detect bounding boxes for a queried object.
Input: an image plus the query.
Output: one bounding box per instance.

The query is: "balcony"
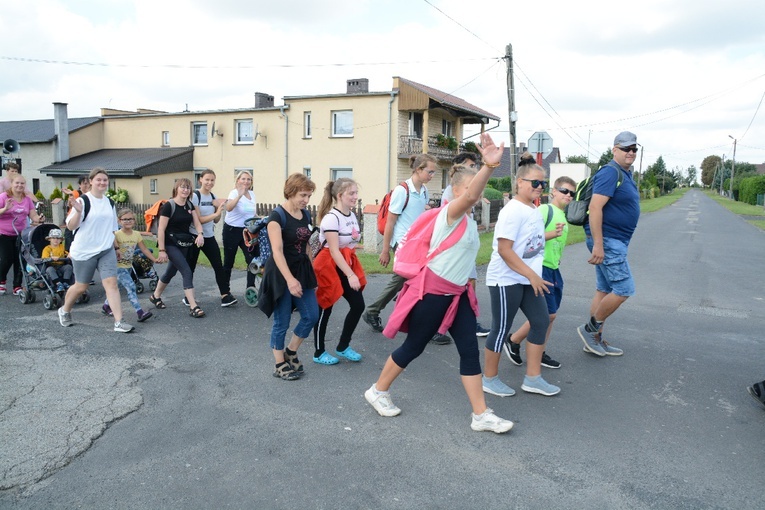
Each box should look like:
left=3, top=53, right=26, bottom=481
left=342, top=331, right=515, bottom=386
left=397, top=135, right=458, bottom=161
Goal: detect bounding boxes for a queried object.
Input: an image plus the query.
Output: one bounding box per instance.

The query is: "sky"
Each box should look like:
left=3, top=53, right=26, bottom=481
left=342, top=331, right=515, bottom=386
left=2, top=0, right=764, bottom=178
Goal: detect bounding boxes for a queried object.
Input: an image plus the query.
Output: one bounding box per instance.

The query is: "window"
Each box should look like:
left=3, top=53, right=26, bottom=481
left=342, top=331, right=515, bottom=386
left=32, top=178, right=40, bottom=194
left=331, top=110, right=353, bottom=137
left=331, top=168, right=353, bottom=180
left=150, top=179, right=158, bottom=194
left=192, top=122, right=207, bottom=145
left=304, top=112, right=312, bottom=138
left=162, top=131, right=170, bottom=146
left=303, top=166, right=311, bottom=179
left=442, top=119, right=453, bottom=138
left=236, top=120, right=253, bottom=144
left=409, top=112, right=423, bottom=138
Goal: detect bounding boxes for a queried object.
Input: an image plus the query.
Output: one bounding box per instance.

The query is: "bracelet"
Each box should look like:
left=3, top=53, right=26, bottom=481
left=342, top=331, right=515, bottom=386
left=159, top=249, right=166, bottom=252
left=484, top=161, right=501, bottom=169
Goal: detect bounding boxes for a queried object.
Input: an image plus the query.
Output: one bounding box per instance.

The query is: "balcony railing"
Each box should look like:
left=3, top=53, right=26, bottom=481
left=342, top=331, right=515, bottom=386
left=398, top=135, right=458, bottom=160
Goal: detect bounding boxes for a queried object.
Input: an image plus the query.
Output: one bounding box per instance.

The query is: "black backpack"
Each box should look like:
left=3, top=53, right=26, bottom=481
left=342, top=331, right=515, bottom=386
left=565, top=162, right=623, bottom=226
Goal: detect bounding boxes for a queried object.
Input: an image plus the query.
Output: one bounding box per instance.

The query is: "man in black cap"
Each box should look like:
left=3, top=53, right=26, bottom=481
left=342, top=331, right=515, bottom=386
left=577, top=131, right=640, bottom=357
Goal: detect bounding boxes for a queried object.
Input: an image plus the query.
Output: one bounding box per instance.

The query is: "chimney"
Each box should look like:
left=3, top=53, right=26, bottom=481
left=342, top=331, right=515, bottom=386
left=53, top=102, right=70, bottom=163
left=254, top=92, right=274, bottom=108
left=347, top=78, right=369, bottom=94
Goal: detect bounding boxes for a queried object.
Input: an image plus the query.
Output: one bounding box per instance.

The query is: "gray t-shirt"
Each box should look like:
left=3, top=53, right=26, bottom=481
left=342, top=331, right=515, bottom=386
left=190, top=190, right=216, bottom=238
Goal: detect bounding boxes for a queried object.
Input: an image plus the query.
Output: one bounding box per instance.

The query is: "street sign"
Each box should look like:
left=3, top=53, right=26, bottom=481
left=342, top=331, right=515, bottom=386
left=528, top=131, right=553, bottom=157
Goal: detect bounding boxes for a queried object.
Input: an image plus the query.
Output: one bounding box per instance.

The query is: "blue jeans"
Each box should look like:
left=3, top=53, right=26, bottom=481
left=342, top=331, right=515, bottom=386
left=585, top=236, right=635, bottom=297
left=269, top=288, right=319, bottom=350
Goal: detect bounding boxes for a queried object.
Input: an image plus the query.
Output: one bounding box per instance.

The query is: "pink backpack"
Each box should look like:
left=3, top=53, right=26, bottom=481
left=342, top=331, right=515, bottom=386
left=393, top=207, right=468, bottom=279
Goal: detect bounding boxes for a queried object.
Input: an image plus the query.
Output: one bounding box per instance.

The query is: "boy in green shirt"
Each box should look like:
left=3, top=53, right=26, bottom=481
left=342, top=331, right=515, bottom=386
left=503, top=176, right=577, bottom=368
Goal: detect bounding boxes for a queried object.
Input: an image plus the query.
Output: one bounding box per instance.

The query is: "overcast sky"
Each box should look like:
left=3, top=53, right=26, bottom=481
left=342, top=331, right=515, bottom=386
left=2, top=0, right=764, bottom=175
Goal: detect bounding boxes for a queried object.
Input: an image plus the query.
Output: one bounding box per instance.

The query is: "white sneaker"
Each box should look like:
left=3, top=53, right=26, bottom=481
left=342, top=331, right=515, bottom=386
left=364, top=384, right=401, bottom=417
left=58, top=307, right=72, bottom=327
left=114, top=321, right=135, bottom=333
left=471, top=408, right=514, bottom=433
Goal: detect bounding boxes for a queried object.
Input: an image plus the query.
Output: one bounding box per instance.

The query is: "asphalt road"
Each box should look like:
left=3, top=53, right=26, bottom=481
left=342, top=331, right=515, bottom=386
left=1, top=189, right=764, bottom=509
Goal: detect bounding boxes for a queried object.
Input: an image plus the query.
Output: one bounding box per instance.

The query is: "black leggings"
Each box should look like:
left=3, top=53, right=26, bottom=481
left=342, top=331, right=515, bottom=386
left=486, top=284, right=549, bottom=351
left=187, top=236, right=228, bottom=295
left=222, top=224, right=255, bottom=289
left=391, top=292, right=481, bottom=376
left=313, top=266, right=365, bottom=357
left=0, top=234, right=21, bottom=288
left=160, top=244, right=194, bottom=290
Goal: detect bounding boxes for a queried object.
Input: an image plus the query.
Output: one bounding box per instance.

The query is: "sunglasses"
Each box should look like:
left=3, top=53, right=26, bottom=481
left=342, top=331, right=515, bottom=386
left=521, top=178, right=548, bottom=189
left=555, top=188, right=575, bottom=196
left=617, top=147, right=639, bottom=153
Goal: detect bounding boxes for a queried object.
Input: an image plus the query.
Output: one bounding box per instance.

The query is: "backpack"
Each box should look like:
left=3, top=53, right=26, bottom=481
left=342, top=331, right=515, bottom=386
left=540, top=204, right=554, bottom=229
left=75, top=194, right=116, bottom=235
left=144, top=200, right=191, bottom=235
left=244, top=205, right=313, bottom=266
left=193, top=189, right=216, bottom=205
left=377, top=182, right=409, bottom=235
left=393, top=207, right=468, bottom=279
left=565, top=162, right=624, bottom=226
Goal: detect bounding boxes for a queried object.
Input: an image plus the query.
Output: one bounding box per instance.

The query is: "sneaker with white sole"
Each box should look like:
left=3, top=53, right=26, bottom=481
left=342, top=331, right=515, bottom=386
left=362, top=312, right=383, bottom=332
left=476, top=322, right=491, bottom=337
left=364, top=384, right=401, bottom=417
left=521, top=375, right=560, bottom=396
left=0, top=281, right=6, bottom=295
left=58, top=307, right=72, bottom=327
left=482, top=375, right=516, bottom=397
left=600, top=339, right=623, bottom=356
left=114, top=321, right=135, bottom=333
left=541, top=351, right=561, bottom=369
left=470, top=408, right=514, bottom=433
left=182, top=297, right=190, bottom=307
left=578, top=324, right=606, bottom=356
left=503, top=340, right=523, bottom=366
left=220, top=294, right=238, bottom=307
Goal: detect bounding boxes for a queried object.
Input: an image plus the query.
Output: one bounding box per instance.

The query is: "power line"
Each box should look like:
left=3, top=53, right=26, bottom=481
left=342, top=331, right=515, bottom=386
left=739, top=89, right=765, bottom=141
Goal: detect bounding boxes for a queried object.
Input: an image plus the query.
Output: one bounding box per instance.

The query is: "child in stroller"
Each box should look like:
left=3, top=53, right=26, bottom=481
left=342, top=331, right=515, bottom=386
left=131, top=248, right=158, bottom=294
left=41, top=228, right=73, bottom=293
left=17, top=223, right=89, bottom=309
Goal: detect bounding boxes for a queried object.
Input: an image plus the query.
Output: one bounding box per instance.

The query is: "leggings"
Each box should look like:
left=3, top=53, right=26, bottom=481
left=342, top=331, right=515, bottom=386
left=313, top=265, right=365, bottom=357
left=486, top=284, right=549, bottom=352
left=0, top=234, right=21, bottom=288
left=160, top=244, right=194, bottom=290
left=187, top=235, right=228, bottom=295
left=391, top=292, right=481, bottom=376
left=222, top=224, right=255, bottom=289
left=105, top=267, right=142, bottom=312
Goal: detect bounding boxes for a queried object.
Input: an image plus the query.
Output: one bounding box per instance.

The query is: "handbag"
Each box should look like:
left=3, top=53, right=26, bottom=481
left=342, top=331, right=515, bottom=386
left=168, top=231, right=196, bottom=248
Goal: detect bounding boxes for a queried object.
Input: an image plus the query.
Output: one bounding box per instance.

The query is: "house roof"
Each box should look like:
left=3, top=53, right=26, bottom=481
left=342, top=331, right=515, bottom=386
left=0, top=117, right=102, bottom=144
left=394, top=77, right=501, bottom=123
left=39, top=147, right=194, bottom=178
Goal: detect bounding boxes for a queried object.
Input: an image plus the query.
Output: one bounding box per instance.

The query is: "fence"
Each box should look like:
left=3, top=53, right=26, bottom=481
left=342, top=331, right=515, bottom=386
left=257, top=202, right=365, bottom=231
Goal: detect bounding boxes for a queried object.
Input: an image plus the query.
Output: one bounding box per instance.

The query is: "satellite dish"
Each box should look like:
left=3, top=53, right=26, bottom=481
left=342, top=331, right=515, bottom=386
left=3, top=139, right=19, bottom=154
left=253, top=123, right=259, bottom=141
left=210, top=122, right=217, bottom=137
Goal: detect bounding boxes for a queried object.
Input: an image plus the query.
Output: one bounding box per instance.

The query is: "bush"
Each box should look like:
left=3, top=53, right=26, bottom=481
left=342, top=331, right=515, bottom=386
left=35, top=190, right=45, bottom=201
left=483, top=187, right=503, bottom=200
left=739, top=175, right=765, bottom=205
left=106, top=187, right=129, bottom=203
left=49, top=187, right=63, bottom=200
left=461, top=141, right=479, bottom=154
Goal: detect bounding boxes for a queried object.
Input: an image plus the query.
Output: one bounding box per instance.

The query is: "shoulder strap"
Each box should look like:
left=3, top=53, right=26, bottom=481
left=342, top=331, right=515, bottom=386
left=194, top=190, right=201, bottom=204
left=427, top=214, right=468, bottom=263
left=274, top=205, right=288, bottom=228
left=81, top=194, right=91, bottom=223
left=542, top=204, right=554, bottom=228
left=400, top=182, right=410, bottom=212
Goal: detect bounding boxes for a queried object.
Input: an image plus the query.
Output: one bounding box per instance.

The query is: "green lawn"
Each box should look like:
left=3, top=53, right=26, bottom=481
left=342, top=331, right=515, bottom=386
left=141, top=238, right=251, bottom=271
left=706, top=192, right=765, bottom=216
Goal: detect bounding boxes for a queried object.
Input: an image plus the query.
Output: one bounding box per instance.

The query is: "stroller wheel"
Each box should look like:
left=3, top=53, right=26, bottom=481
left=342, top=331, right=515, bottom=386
left=149, top=279, right=157, bottom=292
left=248, top=261, right=262, bottom=275
left=17, top=288, right=32, bottom=304
left=135, top=281, right=144, bottom=294
left=53, top=294, right=63, bottom=309
left=43, top=293, right=56, bottom=310
left=244, top=286, right=259, bottom=307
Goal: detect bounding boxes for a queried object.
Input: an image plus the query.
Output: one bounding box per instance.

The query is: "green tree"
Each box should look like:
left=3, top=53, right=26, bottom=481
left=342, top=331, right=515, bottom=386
left=700, top=155, right=721, bottom=187
left=685, top=165, right=698, bottom=186
left=596, top=148, right=614, bottom=169
left=566, top=154, right=597, bottom=172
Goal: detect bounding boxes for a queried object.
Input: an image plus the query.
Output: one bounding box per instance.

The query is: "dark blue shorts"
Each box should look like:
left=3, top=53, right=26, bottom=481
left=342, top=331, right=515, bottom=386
left=542, top=266, right=563, bottom=314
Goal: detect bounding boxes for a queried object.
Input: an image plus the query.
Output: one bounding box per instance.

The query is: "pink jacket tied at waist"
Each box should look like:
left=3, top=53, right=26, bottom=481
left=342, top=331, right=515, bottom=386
left=382, top=267, right=479, bottom=338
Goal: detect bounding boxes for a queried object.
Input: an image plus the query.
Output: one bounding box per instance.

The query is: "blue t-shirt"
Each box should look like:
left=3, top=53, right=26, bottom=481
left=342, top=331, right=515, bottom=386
left=584, top=160, right=640, bottom=242
left=388, top=178, right=428, bottom=248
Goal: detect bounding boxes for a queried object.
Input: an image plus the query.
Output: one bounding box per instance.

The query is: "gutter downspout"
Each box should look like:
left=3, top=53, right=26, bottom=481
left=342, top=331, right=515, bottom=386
left=280, top=105, right=289, bottom=180
left=386, top=91, right=397, bottom=189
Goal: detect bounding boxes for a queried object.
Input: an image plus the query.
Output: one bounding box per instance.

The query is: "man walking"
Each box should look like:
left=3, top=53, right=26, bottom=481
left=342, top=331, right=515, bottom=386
left=577, top=131, right=640, bottom=356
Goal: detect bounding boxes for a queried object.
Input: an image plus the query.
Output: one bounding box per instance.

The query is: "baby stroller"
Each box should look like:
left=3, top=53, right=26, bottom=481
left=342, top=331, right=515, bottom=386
left=16, top=223, right=89, bottom=310
left=130, top=248, right=158, bottom=293
left=242, top=216, right=268, bottom=307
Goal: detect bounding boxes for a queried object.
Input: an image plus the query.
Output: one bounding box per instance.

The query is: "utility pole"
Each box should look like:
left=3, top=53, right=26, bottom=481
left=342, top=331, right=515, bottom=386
left=729, top=136, right=737, bottom=199
left=505, top=44, right=517, bottom=190
left=720, top=155, right=725, bottom=195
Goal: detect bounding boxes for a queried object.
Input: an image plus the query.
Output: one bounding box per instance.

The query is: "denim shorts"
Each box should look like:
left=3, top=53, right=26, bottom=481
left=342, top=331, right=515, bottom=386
left=585, top=236, right=635, bottom=297
left=542, top=266, right=564, bottom=314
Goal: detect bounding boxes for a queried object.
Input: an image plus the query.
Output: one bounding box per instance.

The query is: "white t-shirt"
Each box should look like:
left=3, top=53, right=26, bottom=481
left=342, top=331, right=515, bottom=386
left=319, top=208, right=361, bottom=250
left=191, top=190, right=216, bottom=237
left=67, top=193, right=119, bottom=261
left=485, top=199, right=545, bottom=286
left=224, top=189, right=257, bottom=228
left=427, top=204, right=478, bottom=286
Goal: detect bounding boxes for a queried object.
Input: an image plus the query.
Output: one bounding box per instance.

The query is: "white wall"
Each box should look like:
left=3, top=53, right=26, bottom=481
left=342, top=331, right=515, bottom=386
left=550, top=162, right=590, bottom=186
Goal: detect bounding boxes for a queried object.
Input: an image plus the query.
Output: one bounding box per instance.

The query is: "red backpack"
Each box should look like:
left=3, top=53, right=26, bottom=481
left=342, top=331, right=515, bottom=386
left=393, top=206, right=468, bottom=279
left=377, top=182, right=409, bottom=235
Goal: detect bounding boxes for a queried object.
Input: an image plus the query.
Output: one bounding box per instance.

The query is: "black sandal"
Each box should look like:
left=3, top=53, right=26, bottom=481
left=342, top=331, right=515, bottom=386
left=190, top=306, right=205, bottom=318
left=149, top=294, right=166, bottom=309
left=273, top=363, right=300, bottom=381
